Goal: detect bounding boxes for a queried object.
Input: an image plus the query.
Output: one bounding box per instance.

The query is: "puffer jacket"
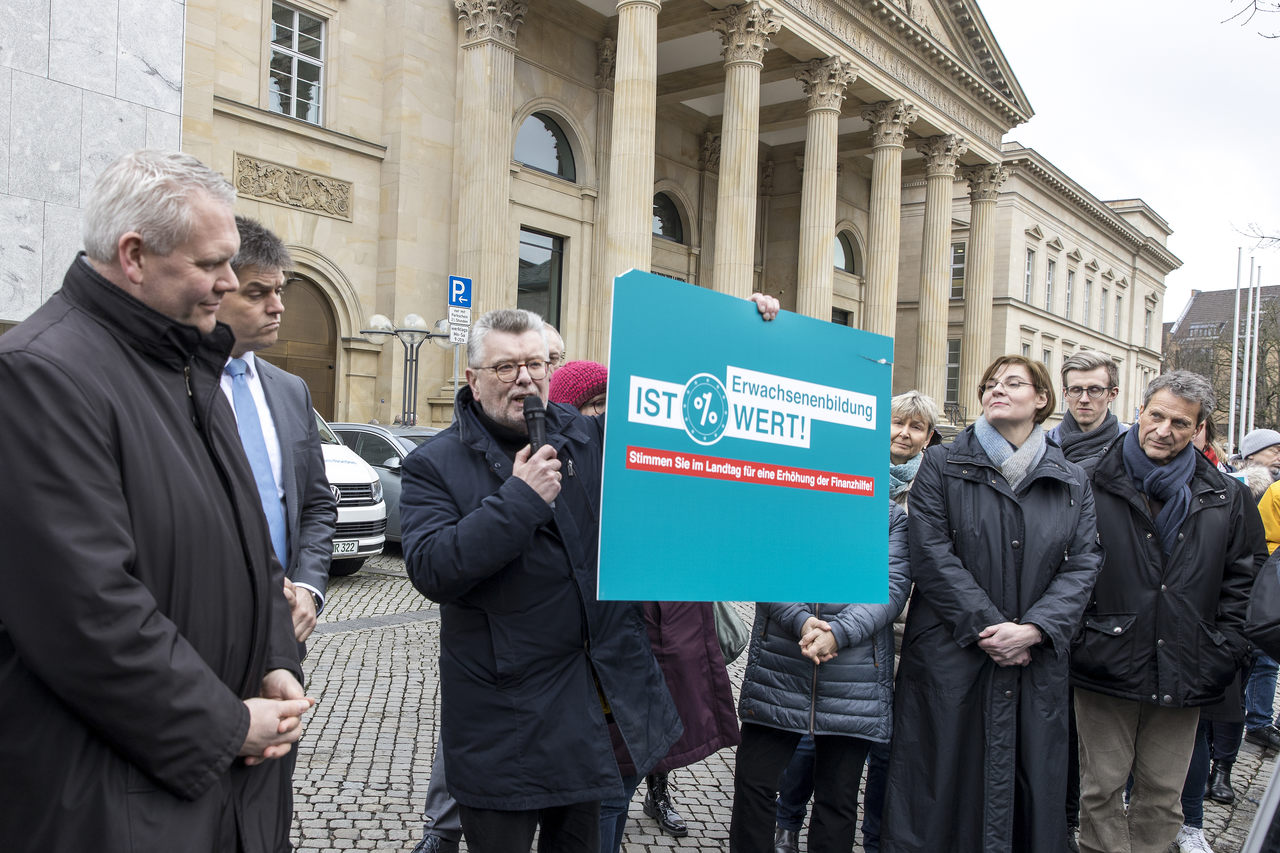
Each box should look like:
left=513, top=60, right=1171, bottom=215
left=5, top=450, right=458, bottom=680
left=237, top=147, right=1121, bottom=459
left=1071, top=438, right=1261, bottom=707
left=737, top=502, right=910, bottom=742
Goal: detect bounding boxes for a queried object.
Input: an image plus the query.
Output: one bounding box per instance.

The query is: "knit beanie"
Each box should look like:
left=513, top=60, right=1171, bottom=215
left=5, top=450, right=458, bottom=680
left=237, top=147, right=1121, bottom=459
left=548, top=360, right=608, bottom=409
left=1242, top=428, right=1280, bottom=459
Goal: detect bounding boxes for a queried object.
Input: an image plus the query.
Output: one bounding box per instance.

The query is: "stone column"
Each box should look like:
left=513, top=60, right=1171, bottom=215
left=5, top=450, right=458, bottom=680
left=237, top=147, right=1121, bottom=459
left=603, top=0, right=663, bottom=295
left=795, top=57, right=856, bottom=320
left=913, top=134, right=967, bottom=404
left=454, top=0, right=526, bottom=321
left=589, top=37, right=616, bottom=361
left=710, top=2, right=779, bottom=299
left=958, top=163, right=1009, bottom=417
left=859, top=100, right=918, bottom=337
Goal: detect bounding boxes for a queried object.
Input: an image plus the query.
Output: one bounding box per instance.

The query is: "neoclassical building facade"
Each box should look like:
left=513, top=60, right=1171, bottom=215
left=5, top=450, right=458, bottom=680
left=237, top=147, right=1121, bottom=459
left=1, top=0, right=1178, bottom=427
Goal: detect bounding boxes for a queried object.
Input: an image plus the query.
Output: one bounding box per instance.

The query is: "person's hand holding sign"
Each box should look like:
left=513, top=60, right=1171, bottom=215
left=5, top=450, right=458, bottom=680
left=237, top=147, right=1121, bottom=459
left=749, top=292, right=780, bottom=321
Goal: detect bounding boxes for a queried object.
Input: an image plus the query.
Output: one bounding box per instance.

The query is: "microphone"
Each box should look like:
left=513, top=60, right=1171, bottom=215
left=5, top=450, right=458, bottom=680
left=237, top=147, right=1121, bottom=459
left=523, top=395, right=548, bottom=453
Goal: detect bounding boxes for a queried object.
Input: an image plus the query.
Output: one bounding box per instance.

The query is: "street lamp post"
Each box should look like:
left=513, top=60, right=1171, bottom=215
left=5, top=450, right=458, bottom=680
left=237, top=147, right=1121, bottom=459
left=361, top=314, right=451, bottom=426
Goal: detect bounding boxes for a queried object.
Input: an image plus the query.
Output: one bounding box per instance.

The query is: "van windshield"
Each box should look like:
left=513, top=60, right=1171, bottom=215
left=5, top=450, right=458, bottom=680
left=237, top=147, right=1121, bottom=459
left=314, top=411, right=342, bottom=445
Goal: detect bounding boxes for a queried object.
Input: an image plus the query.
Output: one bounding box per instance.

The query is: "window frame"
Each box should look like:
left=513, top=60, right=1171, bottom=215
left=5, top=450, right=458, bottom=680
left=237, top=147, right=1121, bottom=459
left=267, top=1, right=326, bottom=125
left=517, top=226, right=565, bottom=327
left=950, top=242, right=966, bottom=299
left=1024, top=249, right=1035, bottom=303
left=1045, top=258, right=1056, bottom=312
left=514, top=112, right=578, bottom=183
left=945, top=338, right=962, bottom=405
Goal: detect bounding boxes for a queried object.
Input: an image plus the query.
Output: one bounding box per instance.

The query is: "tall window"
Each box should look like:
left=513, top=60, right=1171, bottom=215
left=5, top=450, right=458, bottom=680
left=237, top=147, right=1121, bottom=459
left=1065, top=270, right=1075, bottom=321
left=1144, top=308, right=1153, bottom=347
left=1021, top=342, right=1031, bottom=358
left=1043, top=348, right=1053, bottom=374
left=946, top=338, right=961, bottom=405
left=1114, top=295, right=1123, bottom=338
left=514, top=113, right=576, bottom=181
left=832, top=307, right=851, bottom=326
left=518, top=228, right=563, bottom=326
left=1045, top=259, right=1056, bottom=311
left=652, top=193, right=684, bottom=243
left=1024, top=249, right=1035, bottom=303
left=950, top=243, right=966, bottom=298
left=269, top=2, right=325, bottom=124
left=1101, top=287, right=1109, bottom=333
left=1084, top=280, right=1093, bottom=328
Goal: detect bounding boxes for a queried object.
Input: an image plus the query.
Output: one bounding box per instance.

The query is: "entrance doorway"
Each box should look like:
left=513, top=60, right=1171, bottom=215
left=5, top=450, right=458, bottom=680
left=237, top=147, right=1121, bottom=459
left=260, top=274, right=338, bottom=419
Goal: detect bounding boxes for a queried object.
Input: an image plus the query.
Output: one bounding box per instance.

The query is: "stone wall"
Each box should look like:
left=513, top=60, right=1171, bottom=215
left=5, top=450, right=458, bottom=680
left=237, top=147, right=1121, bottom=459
left=0, top=0, right=185, bottom=322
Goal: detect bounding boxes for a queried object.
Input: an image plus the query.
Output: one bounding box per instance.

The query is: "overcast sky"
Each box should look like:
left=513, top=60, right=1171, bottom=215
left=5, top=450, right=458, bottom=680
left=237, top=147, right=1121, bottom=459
left=976, top=0, right=1280, bottom=321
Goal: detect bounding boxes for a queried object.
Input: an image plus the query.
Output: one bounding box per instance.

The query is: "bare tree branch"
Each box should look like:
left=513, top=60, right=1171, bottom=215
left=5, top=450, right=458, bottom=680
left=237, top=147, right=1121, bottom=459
left=1223, top=0, right=1280, bottom=37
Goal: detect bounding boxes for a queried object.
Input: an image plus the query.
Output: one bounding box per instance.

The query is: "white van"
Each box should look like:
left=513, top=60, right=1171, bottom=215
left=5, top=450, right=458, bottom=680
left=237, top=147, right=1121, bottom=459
left=315, top=412, right=387, bottom=576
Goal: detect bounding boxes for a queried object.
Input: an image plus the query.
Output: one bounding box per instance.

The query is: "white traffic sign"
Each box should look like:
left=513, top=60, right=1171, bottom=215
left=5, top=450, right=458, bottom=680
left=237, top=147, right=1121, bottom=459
left=448, top=306, right=472, bottom=326
left=449, top=323, right=469, bottom=345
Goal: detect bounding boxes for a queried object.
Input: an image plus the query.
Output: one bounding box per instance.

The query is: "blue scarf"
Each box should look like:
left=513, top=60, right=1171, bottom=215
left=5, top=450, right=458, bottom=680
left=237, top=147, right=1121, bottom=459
left=890, top=453, right=923, bottom=499
left=1121, top=425, right=1196, bottom=555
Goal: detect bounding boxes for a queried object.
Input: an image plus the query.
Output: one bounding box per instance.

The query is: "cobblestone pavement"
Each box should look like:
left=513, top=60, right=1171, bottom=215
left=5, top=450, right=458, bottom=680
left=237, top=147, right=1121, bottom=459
left=293, top=551, right=1276, bottom=852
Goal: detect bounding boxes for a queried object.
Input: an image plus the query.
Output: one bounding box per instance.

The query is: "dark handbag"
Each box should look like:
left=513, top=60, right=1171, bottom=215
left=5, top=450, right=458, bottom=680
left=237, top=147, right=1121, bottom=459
left=713, top=601, right=749, bottom=664
left=1247, top=551, right=1280, bottom=660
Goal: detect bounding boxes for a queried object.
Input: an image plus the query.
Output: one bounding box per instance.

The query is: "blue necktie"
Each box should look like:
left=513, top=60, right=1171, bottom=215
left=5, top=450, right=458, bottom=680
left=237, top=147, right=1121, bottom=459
left=225, top=358, right=289, bottom=567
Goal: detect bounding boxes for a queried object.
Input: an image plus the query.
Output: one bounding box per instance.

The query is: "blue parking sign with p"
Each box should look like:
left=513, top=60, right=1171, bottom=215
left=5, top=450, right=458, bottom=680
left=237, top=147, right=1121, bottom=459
left=448, top=276, right=472, bottom=308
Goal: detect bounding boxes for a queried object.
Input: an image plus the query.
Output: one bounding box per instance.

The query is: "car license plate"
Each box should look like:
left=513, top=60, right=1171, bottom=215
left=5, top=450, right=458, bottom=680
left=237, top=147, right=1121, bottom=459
left=332, top=540, right=359, bottom=555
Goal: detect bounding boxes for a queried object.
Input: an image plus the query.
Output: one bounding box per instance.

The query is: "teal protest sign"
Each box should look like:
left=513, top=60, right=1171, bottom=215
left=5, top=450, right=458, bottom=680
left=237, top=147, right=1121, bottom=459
left=598, top=271, right=892, bottom=602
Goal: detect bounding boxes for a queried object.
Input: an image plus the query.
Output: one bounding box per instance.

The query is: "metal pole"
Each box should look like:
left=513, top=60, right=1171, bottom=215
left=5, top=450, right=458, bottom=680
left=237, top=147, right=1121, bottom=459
left=407, top=338, right=426, bottom=426
left=1241, top=257, right=1256, bottom=450
left=399, top=338, right=412, bottom=426
left=1249, top=267, right=1263, bottom=433
left=1228, top=247, right=1242, bottom=452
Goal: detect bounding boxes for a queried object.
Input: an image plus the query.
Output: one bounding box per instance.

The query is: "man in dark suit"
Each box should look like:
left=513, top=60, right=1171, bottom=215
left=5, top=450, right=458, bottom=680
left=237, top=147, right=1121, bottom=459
left=218, top=216, right=337, bottom=851
left=218, top=217, right=337, bottom=644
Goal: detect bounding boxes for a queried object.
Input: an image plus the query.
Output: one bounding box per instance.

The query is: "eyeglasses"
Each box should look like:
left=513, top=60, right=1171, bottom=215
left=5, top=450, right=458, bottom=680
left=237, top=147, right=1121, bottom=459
left=1064, top=385, right=1114, bottom=400
left=477, top=360, right=548, bottom=382
left=982, top=378, right=1034, bottom=394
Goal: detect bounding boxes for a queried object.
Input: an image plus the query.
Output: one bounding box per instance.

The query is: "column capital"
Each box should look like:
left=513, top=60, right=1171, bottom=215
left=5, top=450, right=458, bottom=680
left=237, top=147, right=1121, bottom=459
left=796, top=57, right=857, bottom=112
left=915, top=134, right=968, bottom=178
left=711, top=2, right=781, bottom=67
left=860, top=100, right=919, bottom=148
left=963, top=163, right=1009, bottom=202
left=596, top=37, right=616, bottom=87
left=456, top=0, right=528, bottom=47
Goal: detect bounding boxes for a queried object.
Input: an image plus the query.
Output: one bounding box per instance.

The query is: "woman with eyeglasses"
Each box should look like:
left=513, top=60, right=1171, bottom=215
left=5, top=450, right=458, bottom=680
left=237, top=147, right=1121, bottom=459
left=881, top=355, right=1103, bottom=853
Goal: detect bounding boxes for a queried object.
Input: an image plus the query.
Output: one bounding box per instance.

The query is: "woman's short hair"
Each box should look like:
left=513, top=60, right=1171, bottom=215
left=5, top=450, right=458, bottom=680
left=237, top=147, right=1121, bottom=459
left=83, top=150, right=236, bottom=262
left=890, top=390, right=940, bottom=434
left=978, top=355, right=1057, bottom=424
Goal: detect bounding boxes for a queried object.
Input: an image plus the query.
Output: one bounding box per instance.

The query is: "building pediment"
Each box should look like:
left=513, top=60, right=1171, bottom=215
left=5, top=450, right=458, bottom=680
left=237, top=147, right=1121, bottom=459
left=1045, top=236, right=1064, bottom=251
left=1024, top=224, right=1044, bottom=241
left=1067, top=248, right=1083, bottom=262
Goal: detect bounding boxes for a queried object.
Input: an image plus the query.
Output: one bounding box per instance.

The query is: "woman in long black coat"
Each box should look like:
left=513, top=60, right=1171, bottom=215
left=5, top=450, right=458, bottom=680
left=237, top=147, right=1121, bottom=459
left=881, top=355, right=1102, bottom=853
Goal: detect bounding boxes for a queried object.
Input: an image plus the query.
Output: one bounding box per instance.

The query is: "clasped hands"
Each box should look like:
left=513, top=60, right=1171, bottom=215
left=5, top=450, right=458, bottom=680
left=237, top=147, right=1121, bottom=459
left=239, top=668, right=316, bottom=766
left=799, top=616, right=839, bottom=664
left=977, top=622, right=1042, bottom=667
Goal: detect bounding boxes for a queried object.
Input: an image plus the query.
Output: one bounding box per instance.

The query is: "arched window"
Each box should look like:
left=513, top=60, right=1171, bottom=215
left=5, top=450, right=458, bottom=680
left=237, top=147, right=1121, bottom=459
left=652, top=193, right=685, bottom=244
left=834, top=231, right=860, bottom=275
left=514, top=112, right=576, bottom=181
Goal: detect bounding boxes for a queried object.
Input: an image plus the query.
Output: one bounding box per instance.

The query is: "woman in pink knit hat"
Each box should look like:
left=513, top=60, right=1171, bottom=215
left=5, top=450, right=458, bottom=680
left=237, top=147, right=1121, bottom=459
left=548, top=359, right=609, bottom=415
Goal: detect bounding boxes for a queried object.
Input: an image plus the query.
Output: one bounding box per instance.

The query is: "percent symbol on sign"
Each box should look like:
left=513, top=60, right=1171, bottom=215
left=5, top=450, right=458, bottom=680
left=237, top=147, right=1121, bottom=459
left=693, top=392, right=718, bottom=426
